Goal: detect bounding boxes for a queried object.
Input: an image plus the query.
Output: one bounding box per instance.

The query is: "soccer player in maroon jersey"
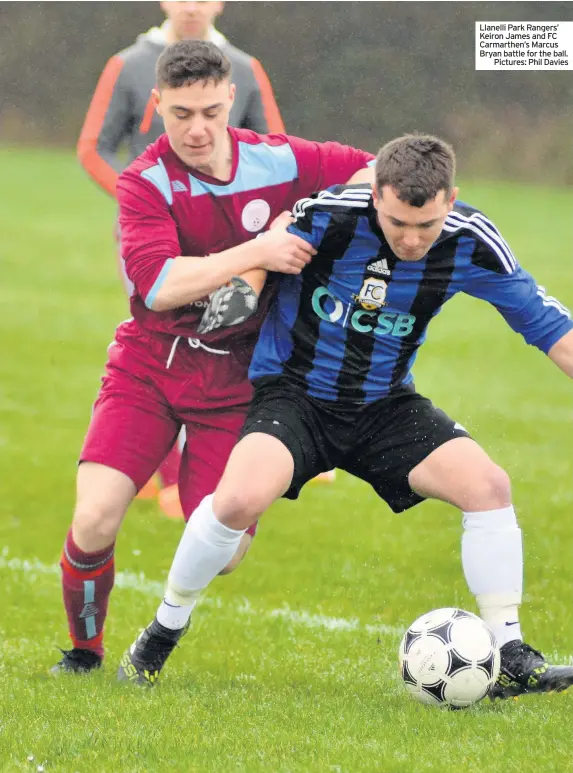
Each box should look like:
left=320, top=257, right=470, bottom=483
left=77, top=1, right=286, bottom=520
left=52, top=39, right=374, bottom=673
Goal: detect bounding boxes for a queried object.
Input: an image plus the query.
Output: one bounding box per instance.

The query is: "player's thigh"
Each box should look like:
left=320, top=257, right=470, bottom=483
left=215, top=381, right=331, bottom=521
left=80, top=367, right=180, bottom=493
left=180, top=406, right=295, bottom=522
left=178, top=408, right=249, bottom=519
left=408, top=436, right=512, bottom=511
left=215, top=433, right=295, bottom=520
left=348, top=391, right=470, bottom=513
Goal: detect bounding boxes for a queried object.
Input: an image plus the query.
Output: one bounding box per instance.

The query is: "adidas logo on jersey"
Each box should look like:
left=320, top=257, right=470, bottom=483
left=366, top=259, right=391, bottom=276
left=171, top=180, right=187, bottom=193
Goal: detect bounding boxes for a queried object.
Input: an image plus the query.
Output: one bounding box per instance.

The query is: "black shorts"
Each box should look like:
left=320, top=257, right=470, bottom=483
left=240, top=377, right=470, bottom=513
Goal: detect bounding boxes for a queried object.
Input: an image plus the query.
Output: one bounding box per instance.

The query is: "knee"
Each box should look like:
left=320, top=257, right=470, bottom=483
left=213, top=489, right=266, bottom=530
left=72, top=500, right=124, bottom=550
left=464, top=463, right=512, bottom=511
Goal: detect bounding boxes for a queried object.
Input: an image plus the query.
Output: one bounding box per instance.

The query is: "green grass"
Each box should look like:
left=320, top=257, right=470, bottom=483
left=0, top=146, right=572, bottom=773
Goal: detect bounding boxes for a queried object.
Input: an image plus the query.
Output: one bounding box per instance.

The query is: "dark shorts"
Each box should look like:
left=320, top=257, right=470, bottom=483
left=240, top=377, right=470, bottom=513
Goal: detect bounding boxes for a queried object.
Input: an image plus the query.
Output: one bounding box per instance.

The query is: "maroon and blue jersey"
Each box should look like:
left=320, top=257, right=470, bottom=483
left=249, top=184, right=573, bottom=404
left=117, top=129, right=374, bottom=351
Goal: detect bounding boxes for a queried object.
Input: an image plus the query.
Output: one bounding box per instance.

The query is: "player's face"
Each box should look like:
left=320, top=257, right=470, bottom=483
left=373, top=185, right=458, bottom=261
left=154, top=79, right=235, bottom=173
left=160, top=1, right=224, bottom=41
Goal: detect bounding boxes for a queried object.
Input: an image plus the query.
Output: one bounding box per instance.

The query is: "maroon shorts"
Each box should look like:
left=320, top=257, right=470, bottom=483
left=81, top=320, right=252, bottom=520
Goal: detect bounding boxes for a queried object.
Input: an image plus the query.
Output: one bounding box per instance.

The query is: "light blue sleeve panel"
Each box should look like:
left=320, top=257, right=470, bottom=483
left=461, top=243, right=572, bottom=353
left=140, top=158, right=173, bottom=205
left=144, top=258, right=175, bottom=310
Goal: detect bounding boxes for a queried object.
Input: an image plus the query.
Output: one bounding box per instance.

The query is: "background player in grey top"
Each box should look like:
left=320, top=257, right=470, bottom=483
left=77, top=1, right=284, bottom=197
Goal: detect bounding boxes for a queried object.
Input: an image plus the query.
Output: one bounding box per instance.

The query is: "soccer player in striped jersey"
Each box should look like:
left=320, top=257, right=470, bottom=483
left=120, top=134, right=573, bottom=699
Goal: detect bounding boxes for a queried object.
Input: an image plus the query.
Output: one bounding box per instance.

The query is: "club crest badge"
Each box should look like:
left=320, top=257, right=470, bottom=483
left=241, top=199, right=271, bottom=232
left=354, top=277, right=388, bottom=310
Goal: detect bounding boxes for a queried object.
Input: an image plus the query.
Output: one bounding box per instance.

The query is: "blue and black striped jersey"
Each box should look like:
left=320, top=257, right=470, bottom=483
left=249, top=184, right=572, bottom=405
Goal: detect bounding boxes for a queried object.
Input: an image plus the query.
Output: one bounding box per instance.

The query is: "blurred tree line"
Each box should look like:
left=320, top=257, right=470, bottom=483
left=1, top=1, right=571, bottom=183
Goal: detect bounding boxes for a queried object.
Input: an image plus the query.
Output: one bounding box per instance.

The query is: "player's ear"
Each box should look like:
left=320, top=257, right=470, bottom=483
left=228, top=82, right=236, bottom=106
left=152, top=88, right=162, bottom=116
left=448, top=186, right=459, bottom=211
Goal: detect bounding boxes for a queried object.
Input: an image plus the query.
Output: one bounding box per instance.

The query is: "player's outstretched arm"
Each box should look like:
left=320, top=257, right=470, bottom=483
left=119, top=171, right=315, bottom=313
left=459, top=234, right=573, bottom=369
left=547, top=328, right=573, bottom=377
left=152, top=228, right=315, bottom=312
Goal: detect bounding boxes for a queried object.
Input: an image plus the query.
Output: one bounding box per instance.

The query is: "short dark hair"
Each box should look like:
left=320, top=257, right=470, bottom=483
left=375, top=134, right=456, bottom=207
left=156, top=40, right=231, bottom=90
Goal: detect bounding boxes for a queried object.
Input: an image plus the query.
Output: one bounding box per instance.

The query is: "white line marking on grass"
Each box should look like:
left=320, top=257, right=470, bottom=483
left=268, top=606, right=403, bottom=637
left=3, top=551, right=572, bottom=663
left=0, top=553, right=165, bottom=594
left=0, top=552, right=403, bottom=639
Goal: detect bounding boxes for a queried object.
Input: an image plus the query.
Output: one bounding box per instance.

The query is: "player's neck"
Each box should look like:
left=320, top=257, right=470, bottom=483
left=166, top=26, right=210, bottom=44
left=191, top=135, right=233, bottom=181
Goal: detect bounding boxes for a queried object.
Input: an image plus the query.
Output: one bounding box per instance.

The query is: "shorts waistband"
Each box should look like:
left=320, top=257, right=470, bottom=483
left=166, top=336, right=230, bottom=369
left=114, top=320, right=231, bottom=369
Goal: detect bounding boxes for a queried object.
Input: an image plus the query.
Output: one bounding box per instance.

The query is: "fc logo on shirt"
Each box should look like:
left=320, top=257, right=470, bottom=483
left=354, top=278, right=388, bottom=310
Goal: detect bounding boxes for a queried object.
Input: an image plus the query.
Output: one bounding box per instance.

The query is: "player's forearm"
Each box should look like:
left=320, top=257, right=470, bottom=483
left=230, top=210, right=293, bottom=297
left=149, top=243, right=263, bottom=312
left=547, top=328, right=573, bottom=378
left=236, top=268, right=268, bottom=296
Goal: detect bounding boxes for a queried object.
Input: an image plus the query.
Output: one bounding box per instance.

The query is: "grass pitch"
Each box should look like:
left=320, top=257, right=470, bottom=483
left=0, top=147, right=571, bottom=773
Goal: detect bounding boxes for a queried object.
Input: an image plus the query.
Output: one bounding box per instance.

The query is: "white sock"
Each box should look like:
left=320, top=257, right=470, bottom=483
left=156, top=494, right=246, bottom=630
left=157, top=598, right=196, bottom=630
left=461, top=506, right=523, bottom=647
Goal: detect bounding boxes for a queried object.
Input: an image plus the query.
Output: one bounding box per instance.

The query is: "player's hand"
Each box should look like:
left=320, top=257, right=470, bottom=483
left=268, top=210, right=295, bottom=231
left=254, top=228, right=316, bottom=275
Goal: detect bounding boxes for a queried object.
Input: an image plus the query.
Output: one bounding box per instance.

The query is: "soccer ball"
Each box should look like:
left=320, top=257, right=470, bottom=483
left=398, top=607, right=500, bottom=708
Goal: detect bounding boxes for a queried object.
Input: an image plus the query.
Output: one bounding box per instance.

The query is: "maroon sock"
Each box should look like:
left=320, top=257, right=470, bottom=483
left=60, top=530, right=115, bottom=659
left=158, top=443, right=182, bottom=488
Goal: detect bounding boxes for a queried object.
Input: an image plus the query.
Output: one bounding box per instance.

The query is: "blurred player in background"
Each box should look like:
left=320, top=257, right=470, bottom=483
left=120, top=134, right=573, bottom=700
left=77, top=1, right=285, bottom=519
left=52, top=40, right=374, bottom=675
